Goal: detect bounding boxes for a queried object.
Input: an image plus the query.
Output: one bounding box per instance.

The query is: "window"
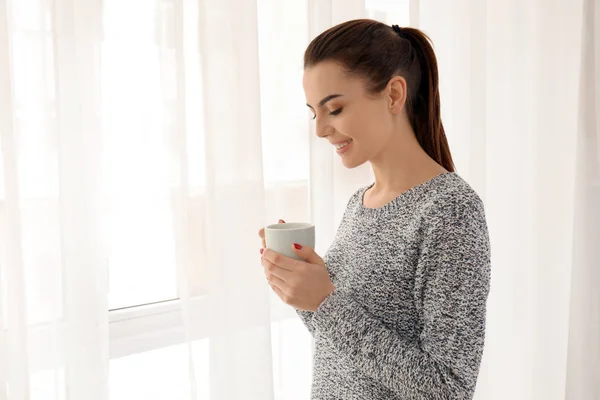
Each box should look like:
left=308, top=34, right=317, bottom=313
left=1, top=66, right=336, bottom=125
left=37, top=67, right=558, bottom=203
left=102, top=0, right=181, bottom=310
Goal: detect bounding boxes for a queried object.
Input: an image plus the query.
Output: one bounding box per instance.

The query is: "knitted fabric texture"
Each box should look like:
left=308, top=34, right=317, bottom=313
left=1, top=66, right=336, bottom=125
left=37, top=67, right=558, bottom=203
left=296, top=172, right=491, bottom=399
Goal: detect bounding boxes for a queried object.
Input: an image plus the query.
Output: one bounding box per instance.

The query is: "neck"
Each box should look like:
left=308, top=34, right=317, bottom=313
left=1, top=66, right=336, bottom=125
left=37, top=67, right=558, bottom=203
left=369, top=129, right=447, bottom=194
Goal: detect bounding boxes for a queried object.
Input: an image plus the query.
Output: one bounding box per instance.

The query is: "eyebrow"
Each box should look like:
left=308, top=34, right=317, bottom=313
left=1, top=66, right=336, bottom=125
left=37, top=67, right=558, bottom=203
left=306, top=94, right=344, bottom=110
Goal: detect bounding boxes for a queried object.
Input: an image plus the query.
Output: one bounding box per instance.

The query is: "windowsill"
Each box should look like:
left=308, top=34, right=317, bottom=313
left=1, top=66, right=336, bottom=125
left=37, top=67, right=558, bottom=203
left=109, top=294, right=297, bottom=359
left=25, top=293, right=299, bottom=372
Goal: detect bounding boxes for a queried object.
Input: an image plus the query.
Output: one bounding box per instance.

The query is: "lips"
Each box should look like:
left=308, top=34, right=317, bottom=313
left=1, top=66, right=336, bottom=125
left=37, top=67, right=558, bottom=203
left=333, top=139, right=352, bottom=149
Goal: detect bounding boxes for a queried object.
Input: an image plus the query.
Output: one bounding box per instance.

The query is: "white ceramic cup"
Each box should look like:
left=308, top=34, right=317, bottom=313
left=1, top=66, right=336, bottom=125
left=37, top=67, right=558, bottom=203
left=264, top=222, right=315, bottom=261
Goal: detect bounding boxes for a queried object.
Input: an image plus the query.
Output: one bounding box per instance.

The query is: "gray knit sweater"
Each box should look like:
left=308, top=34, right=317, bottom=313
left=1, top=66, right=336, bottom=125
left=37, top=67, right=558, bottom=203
left=296, top=172, right=491, bottom=399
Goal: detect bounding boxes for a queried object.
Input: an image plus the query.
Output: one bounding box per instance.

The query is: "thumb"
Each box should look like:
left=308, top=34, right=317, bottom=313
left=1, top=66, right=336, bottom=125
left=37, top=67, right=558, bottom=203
left=291, top=244, right=325, bottom=266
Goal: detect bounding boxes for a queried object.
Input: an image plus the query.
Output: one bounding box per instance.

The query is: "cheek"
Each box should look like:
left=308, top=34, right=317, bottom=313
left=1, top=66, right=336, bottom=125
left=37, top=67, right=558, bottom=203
left=335, top=116, right=362, bottom=139
left=333, top=110, right=370, bottom=140
left=335, top=106, right=389, bottom=144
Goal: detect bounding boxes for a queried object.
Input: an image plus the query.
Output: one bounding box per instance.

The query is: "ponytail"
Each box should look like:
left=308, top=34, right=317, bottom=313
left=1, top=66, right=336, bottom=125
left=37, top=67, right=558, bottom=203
left=397, top=27, right=455, bottom=172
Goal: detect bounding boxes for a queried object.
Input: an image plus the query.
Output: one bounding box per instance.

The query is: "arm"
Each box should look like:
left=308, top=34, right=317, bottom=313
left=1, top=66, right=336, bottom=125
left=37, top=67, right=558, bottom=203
left=295, top=252, right=339, bottom=338
left=311, top=198, right=491, bottom=398
left=296, top=188, right=369, bottom=337
left=295, top=263, right=335, bottom=337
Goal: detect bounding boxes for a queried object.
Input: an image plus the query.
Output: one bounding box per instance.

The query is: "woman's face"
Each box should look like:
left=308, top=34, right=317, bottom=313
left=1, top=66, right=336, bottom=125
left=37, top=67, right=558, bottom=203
left=303, top=60, right=400, bottom=169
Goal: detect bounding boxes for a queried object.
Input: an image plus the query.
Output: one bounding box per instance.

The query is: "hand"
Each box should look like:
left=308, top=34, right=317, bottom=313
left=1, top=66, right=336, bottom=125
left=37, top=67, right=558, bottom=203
left=260, top=243, right=335, bottom=312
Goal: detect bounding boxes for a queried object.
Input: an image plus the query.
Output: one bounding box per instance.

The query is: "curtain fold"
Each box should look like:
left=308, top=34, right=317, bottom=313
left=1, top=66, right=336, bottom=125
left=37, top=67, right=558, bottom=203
left=194, top=0, right=273, bottom=399
left=0, top=0, right=29, bottom=397
left=566, top=0, right=600, bottom=397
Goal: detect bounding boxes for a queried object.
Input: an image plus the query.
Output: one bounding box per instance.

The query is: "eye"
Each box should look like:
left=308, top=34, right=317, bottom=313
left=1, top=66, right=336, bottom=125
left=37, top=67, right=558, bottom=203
left=329, top=108, right=343, bottom=116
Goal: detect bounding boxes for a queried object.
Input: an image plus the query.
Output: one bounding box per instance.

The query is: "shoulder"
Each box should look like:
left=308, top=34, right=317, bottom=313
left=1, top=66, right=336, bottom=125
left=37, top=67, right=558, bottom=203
left=419, top=173, right=488, bottom=233
left=421, top=173, right=485, bottom=215
left=417, top=173, right=491, bottom=264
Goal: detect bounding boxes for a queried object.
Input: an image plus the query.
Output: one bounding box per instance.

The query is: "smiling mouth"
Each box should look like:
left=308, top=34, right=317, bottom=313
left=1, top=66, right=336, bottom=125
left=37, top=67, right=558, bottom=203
left=334, top=139, right=352, bottom=150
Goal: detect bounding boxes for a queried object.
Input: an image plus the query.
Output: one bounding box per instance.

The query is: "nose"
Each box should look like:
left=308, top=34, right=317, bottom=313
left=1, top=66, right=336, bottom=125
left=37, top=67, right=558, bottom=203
left=315, top=117, right=334, bottom=138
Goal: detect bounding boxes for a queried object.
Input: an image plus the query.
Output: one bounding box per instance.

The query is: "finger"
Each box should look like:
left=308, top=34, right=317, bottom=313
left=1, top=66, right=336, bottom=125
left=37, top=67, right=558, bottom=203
left=291, top=244, right=325, bottom=266
left=262, top=238, right=266, bottom=248
left=262, top=249, right=297, bottom=271
left=261, top=257, right=292, bottom=280
left=265, top=271, right=287, bottom=289
left=278, top=219, right=285, bottom=224
left=269, top=281, right=287, bottom=299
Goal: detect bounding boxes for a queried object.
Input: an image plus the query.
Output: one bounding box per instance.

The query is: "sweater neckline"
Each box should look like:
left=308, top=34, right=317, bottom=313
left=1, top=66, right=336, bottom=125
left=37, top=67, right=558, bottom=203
left=358, top=172, right=456, bottom=216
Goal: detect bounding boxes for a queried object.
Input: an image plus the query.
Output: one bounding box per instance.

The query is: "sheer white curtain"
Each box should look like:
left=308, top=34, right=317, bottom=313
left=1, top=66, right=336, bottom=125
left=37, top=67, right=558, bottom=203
left=0, top=0, right=402, bottom=399
left=416, top=0, right=599, bottom=399
left=1, top=0, right=598, bottom=399
left=1, top=0, right=108, bottom=399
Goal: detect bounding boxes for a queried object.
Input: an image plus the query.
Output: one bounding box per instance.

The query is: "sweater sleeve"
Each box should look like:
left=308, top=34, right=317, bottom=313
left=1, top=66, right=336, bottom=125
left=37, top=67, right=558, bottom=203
left=295, top=259, right=337, bottom=337
left=295, top=310, right=315, bottom=336
left=310, top=197, right=491, bottom=399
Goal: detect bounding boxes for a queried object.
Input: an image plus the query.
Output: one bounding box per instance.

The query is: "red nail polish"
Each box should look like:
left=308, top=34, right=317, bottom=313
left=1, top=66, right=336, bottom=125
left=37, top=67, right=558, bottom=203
left=293, top=243, right=302, bottom=250
left=260, top=248, right=264, bottom=254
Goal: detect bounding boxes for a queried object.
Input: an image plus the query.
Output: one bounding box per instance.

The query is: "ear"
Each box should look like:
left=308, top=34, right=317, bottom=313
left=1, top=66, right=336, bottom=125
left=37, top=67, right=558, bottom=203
left=387, top=76, right=407, bottom=114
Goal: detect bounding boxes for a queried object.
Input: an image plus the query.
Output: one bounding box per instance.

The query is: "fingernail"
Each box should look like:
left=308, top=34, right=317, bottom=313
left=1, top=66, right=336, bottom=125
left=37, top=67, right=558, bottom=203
left=260, top=248, right=264, bottom=254
left=278, top=219, right=285, bottom=223
left=293, top=243, right=302, bottom=250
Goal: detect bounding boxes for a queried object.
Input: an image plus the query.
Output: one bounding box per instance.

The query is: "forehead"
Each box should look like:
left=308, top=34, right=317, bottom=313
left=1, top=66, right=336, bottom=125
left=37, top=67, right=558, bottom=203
left=302, top=61, right=366, bottom=104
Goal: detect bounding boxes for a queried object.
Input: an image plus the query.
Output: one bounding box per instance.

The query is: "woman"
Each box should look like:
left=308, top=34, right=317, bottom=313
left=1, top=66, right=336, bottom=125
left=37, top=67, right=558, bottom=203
left=259, top=19, right=490, bottom=399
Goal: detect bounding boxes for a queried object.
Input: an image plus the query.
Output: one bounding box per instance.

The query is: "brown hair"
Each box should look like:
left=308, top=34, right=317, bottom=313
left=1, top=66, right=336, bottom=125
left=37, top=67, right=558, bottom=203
left=304, top=19, right=455, bottom=172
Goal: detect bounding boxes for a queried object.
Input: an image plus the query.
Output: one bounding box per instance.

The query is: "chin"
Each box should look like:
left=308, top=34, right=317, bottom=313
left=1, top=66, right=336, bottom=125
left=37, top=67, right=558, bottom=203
left=341, top=156, right=367, bottom=169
